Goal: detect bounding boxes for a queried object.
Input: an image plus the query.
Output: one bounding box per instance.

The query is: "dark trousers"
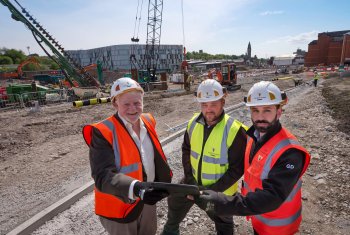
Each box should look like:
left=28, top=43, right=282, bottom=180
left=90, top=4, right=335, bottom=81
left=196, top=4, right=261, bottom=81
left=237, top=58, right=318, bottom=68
left=161, top=194, right=234, bottom=235
left=99, top=204, right=157, bottom=235
left=313, top=79, right=318, bottom=87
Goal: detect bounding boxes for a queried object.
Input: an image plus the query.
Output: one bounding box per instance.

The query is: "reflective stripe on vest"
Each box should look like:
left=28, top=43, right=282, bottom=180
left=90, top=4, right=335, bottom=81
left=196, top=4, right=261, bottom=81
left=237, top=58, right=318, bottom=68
left=260, top=138, right=300, bottom=180
left=255, top=208, right=302, bottom=227
left=142, top=113, right=156, bottom=127
left=101, top=119, right=122, bottom=171
left=102, top=118, right=141, bottom=175
left=243, top=179, right=302, bottom=203
left=285, top=180, right=302, bottom=202
left=187, top=113, right=241, bottom=195
left=188, top=115, right=234, bottom=166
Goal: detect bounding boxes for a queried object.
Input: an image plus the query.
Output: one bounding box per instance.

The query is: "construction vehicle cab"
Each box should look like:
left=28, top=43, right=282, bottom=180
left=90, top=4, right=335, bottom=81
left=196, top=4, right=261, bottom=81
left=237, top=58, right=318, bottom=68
left=208, top=63, right=241, bottom=91
left=221, top=63, right=237, bottom=85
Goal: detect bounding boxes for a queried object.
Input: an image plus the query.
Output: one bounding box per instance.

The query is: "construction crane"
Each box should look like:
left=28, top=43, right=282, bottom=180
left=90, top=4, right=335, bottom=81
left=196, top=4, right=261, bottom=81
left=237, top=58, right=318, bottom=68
left=145, top=0, right=163, bottom=82
left=0, top=0, right=100, bottom=87
left=130, top=0, right=163, bottom=83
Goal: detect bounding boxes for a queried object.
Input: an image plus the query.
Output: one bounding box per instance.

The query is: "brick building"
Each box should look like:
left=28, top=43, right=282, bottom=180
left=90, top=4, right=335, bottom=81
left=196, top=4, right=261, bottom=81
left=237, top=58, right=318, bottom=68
left=304, top=30, right=350, bottom=67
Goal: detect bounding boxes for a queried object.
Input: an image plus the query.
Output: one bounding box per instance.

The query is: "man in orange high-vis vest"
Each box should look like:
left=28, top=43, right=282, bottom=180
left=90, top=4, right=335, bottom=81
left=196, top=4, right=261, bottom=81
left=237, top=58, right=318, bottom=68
left=200, top=81, right=310, bottom=235
left=83, top=77, right=172, bottom=235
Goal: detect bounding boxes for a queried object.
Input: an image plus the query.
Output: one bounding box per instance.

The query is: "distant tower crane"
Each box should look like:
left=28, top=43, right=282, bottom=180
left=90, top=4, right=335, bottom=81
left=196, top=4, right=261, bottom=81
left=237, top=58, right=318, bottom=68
left=130, top=0, right=163, bottom=82
left=145, top=0, right=163, bottom=81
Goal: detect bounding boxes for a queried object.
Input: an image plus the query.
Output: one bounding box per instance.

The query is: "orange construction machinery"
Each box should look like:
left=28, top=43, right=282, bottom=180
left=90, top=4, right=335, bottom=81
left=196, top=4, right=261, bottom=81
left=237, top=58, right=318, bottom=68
left=208, top=63, right=241, bottom=91
left=1, top=57, right=40, bottom=79
left=80, top=61, right=104, bottom=85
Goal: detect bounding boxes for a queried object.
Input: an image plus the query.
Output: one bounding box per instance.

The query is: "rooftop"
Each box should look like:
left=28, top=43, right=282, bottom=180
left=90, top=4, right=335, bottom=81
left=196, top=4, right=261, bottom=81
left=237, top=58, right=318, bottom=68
left=319, top=30, right=350, bottom=37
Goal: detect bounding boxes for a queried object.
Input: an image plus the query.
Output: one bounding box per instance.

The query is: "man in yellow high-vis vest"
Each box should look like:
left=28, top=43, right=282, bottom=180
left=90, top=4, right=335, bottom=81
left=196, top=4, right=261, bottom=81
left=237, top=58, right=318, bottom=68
left=313, top=71, right=320, bottom=87
left=161, top=79, right=247, bottom=235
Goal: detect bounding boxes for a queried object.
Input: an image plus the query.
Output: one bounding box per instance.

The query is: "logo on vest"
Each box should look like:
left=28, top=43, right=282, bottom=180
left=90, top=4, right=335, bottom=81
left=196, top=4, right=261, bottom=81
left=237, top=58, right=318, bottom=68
left=286, top=164, right=294, bottom=169
left=209, top=148, right=219, bottom=157
left=258, top=155, right=263, bottom=161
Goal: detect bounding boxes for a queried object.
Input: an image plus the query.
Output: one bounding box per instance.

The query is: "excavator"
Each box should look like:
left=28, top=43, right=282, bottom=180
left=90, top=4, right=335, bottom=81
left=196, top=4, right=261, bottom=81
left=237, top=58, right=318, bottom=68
left=80, top=61, right=104, bottom=85
left=208, top=63, right=241, bottom=91
left=1, top=56, right=40, bottom=79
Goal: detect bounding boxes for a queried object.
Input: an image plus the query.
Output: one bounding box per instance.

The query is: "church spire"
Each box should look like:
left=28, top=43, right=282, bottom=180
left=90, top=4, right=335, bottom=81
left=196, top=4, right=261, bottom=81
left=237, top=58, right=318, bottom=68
left=247, top=42, right=251, bottom=59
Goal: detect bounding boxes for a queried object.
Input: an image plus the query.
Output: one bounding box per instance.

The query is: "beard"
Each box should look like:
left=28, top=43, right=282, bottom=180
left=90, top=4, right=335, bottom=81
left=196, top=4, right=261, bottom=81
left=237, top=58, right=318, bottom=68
left=253, top=114, right=278, bottom=133
left=204, top=111, right=222, bottom=125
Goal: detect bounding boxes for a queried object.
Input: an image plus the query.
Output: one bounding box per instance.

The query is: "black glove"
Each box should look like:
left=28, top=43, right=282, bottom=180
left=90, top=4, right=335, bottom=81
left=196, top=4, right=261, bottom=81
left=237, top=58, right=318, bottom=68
left=142, top=188, right=169, bottom=205
left=133, top=182, right=169, bottom=205
left=199, top=190, right=224, bottom=212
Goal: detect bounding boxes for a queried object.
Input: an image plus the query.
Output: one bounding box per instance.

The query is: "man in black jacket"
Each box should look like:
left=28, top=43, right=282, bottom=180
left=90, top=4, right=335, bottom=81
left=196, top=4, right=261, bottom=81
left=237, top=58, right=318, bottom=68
left=161, top=79, right=247, bottom=235
left=200, top=81, right=310, bottom=235
left=83, top=77, right=172, bottom=235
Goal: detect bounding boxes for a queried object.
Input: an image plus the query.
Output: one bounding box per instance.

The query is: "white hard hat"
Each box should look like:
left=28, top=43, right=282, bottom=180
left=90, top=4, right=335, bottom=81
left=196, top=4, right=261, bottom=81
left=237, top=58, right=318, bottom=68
left=245, top=81, right=286, bottom=106
left=110, top=77, right=144, bottom=100
left=196, top=79, right=225, bottom=103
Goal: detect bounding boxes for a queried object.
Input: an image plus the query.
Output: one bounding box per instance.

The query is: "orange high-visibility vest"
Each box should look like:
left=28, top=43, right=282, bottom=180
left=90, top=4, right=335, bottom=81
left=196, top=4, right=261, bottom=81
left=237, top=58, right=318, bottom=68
left=83, top=113, right=172, bottom=220
left=242, top=128, right=310, bottom=235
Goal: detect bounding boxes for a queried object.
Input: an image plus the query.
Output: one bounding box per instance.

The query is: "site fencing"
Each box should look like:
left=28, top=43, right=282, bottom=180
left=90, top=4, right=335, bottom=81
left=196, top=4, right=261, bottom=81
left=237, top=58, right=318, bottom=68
left=0, top=89, right=74, bottom=111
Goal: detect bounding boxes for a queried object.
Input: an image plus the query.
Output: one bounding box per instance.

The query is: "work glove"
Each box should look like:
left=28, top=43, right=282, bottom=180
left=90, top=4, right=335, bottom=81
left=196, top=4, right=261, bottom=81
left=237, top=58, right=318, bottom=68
left=199, top=189, right=226, bottom=212
left=133, top=182, right=169, bottom=205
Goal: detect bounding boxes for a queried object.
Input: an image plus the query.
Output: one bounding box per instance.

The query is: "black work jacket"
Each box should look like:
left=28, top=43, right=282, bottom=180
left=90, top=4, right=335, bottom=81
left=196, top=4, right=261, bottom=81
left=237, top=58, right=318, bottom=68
left=215, top=120, right=306, bottom=215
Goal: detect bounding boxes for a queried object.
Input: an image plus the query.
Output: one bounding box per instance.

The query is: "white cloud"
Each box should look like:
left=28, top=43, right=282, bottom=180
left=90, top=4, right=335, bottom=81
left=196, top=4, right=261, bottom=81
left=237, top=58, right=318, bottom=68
left=265, top=31, right=319, bottom=45
left=260, top=10, right=284, bottom=16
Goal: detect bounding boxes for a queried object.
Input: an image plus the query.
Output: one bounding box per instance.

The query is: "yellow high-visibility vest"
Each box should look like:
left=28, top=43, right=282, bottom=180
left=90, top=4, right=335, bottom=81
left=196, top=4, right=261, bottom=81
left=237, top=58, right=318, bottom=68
left=187, top=113, right=245, bottom=195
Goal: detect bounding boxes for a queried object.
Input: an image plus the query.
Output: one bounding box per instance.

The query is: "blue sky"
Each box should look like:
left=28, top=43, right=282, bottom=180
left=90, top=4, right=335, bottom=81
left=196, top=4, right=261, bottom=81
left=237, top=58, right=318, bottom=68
left=1, top=0, right=349, bottom=58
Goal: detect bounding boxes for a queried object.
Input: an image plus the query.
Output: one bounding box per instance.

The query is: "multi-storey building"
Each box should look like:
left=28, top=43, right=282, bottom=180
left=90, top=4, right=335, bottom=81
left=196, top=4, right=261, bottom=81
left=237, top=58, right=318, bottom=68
left=67, top=44, right=183, bottom=72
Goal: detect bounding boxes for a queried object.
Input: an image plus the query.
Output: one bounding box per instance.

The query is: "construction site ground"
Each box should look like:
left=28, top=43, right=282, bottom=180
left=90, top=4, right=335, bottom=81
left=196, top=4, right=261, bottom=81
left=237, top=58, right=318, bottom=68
left=0, top=73, right=349, bottom=234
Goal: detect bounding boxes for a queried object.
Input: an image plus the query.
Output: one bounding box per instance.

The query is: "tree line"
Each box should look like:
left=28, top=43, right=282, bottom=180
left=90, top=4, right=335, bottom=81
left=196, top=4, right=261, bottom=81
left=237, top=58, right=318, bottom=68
left=185, top=50, right=274, bottom=66
left=0, top=47, right=60, bottom=71
left=185, top=50, right=244, bottom=60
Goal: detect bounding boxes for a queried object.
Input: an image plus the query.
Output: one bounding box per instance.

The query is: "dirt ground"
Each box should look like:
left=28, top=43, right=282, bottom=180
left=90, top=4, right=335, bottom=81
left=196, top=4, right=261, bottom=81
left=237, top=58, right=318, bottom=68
left=0, top=73, right=349, bottom=234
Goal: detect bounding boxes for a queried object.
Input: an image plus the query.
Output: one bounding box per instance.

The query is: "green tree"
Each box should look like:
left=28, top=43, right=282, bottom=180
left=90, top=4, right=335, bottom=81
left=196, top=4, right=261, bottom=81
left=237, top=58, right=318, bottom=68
left=49, top=62, right=60, bottom=70
left=38, top=56, right=53, bottom=65
left=185, top=51, right=192, bottom=60
left=0, top=55, right=13, bottom=65
left=185, top=50, right=248, bottom=61
left=2, top=48, right=26, bottom=64
left=37, top=56, right=60, bottom=70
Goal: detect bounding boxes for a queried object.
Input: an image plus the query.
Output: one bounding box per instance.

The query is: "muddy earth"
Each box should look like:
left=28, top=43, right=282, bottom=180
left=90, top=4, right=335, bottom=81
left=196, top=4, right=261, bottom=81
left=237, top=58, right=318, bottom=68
left=0, top=73, right=349, bottom=234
